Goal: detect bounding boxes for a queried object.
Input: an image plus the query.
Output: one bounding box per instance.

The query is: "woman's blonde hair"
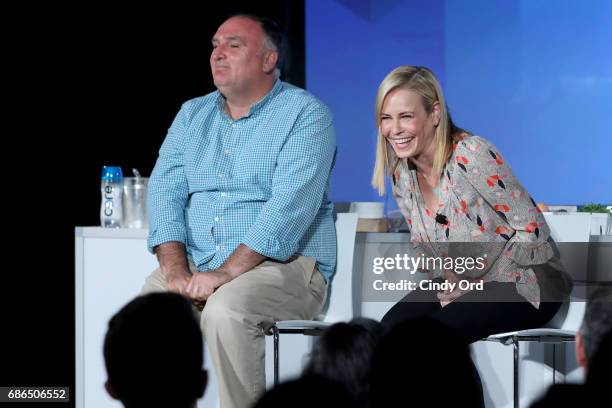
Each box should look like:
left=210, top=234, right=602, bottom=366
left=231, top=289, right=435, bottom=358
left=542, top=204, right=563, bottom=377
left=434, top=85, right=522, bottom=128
left=371, top=66, right=463, bottom=195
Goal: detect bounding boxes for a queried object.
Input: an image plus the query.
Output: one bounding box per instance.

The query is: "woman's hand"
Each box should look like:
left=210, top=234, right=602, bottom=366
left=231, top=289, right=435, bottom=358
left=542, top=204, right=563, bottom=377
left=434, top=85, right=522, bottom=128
left=437, top=270, right=483, bottom=307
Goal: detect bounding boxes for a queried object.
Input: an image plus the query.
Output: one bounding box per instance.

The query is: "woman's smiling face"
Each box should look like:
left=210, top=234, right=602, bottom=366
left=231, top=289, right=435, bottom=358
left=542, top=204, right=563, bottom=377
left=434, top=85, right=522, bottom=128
left=380, top=87, right=439, bottom=160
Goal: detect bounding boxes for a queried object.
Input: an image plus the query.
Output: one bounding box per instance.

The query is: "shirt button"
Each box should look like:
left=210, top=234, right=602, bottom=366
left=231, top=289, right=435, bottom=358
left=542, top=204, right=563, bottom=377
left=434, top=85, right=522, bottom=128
left=224, top=149, right=230, bottom=155
left=220, top=192, right=226, bottom=197
left=214, top=217, right=219, bottom=222
left=218, top=173, right=224, bottom=178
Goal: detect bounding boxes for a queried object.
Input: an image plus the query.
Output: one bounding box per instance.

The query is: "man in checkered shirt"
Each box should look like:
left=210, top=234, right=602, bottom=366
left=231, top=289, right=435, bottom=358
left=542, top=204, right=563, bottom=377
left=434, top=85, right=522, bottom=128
left=142, top=14, right=336, bottom=408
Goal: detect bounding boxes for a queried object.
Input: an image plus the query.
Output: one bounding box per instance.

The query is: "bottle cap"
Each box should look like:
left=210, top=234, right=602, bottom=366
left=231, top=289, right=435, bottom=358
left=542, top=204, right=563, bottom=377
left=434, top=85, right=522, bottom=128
left=101, top=166, right=123, bottom=182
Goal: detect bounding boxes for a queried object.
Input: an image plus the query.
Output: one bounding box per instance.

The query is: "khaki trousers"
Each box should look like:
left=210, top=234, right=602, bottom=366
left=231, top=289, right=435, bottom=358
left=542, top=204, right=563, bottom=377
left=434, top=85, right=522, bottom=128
left=141, top=256, right=327, bottom=408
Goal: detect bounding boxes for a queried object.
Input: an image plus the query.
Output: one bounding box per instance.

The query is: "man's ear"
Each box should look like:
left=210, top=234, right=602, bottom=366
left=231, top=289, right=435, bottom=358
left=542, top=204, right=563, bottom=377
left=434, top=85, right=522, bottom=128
left=105, top=380, right=119, bottom=400
left=263, top=51, right=279, bottom=74
left=576, top=332, right=588, bottom=370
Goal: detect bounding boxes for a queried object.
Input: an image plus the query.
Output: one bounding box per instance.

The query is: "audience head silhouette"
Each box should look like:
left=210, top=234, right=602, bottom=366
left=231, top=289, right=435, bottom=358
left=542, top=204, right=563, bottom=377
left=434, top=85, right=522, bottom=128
left=103, top=293, right=207, bottom=408
left=304, top=317, right=383, bottom=404
left=528, top=288, right=611, bottom=407
left=253, top=374, right=356, bottom=408
left=576, top=288, right=612, bottom=371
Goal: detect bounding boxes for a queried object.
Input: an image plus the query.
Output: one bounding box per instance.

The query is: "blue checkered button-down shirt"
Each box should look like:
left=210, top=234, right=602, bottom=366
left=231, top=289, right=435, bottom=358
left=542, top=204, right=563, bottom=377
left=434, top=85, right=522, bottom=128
left=148, top=80, right=337, bottom=282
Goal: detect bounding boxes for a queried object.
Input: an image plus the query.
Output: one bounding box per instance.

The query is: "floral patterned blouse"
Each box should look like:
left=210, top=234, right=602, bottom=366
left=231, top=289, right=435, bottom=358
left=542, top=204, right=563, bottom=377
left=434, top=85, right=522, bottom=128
left=392, top=135, right=555, bottom=308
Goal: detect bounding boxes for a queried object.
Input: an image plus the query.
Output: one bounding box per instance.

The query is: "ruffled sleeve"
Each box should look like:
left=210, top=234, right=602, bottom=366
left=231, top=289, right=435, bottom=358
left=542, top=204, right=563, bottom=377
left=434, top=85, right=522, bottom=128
left=454, top=136, right=554, bottom=266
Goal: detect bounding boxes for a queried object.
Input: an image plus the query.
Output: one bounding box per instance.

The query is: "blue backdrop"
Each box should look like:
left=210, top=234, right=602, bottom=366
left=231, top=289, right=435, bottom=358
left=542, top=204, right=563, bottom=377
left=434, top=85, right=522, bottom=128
left=306, top=0, right=611, bottom=206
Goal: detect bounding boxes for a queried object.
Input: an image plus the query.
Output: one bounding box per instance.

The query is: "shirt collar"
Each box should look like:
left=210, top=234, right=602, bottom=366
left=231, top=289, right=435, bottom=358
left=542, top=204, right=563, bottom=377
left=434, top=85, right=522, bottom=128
left=215, top=79, right=283, bottom=119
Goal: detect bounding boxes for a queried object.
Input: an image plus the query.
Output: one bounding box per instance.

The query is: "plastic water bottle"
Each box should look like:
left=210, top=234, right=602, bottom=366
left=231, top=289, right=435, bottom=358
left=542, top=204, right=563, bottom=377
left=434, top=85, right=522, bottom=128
left=100, top=166, right=124, bottom=228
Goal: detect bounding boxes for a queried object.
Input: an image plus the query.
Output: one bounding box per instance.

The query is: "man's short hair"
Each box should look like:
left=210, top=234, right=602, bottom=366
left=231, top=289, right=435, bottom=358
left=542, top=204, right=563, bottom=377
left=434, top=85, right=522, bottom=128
left=579, top=288, right=612, bottom=362
left=230, top=13, right=284, bottom=72
left=103, top=293, right=204, bottom=407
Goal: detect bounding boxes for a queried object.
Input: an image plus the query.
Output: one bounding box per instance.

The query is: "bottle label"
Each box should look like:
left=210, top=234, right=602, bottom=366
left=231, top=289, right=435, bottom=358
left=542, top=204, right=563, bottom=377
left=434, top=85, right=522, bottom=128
left=101, top=182, right=122, bottom=227
left=104, top=200, right=114, bottom=216
left=104, top=185, right=114, bottom=216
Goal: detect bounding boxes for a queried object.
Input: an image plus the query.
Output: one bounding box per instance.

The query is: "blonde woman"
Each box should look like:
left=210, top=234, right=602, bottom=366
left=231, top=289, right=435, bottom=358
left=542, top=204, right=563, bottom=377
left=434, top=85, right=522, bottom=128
left=374, top=66, right=571, bottom=342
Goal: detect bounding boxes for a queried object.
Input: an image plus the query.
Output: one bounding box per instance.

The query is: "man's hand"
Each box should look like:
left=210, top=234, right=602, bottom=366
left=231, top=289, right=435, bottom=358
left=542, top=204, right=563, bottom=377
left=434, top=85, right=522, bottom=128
left=164, top=269, right=192, bottom=294
left=155, top=241, right=191, bottom=293
left=185, top=269, right=232, bottom=303
left=183, top=243, right=266, bottom=308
